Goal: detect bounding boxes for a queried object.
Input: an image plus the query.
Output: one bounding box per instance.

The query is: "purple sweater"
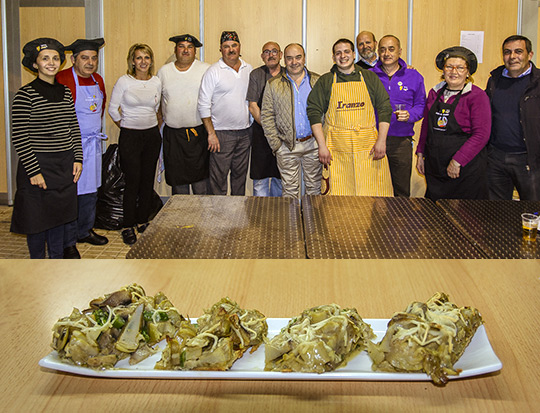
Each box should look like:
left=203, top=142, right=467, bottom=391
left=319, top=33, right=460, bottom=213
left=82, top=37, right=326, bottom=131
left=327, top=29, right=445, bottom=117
left=417, top=82, right=492, bottom=166
left=371, top=58, right=426, bottom=137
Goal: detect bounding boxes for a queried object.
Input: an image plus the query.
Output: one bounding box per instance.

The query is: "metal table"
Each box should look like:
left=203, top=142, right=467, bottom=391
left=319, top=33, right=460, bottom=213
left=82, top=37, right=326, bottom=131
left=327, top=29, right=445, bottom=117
left=436, top=199, right=540, bottom=258
left=302, top=196, right=484, bottom=258
left=127, top=195, right=305, bottom=259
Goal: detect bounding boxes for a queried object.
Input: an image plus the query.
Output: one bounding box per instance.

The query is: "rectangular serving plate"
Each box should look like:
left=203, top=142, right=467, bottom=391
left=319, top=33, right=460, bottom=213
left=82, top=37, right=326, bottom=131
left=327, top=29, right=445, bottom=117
left=39, top=318, right=502, bottom=381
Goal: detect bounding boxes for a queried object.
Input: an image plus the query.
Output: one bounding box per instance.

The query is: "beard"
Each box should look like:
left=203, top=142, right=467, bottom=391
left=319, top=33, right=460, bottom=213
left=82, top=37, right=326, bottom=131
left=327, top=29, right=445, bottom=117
left=360, top=49, right=376, bottom=60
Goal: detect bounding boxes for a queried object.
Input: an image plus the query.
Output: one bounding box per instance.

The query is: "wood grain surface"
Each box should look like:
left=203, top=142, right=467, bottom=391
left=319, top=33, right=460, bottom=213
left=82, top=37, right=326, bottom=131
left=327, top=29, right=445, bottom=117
left=1, top=259, right=539, bottom=412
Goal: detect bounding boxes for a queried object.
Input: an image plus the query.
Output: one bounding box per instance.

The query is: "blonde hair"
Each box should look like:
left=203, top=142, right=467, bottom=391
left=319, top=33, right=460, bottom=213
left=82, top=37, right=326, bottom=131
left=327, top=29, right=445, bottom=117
left=126, top=43, right=155, bottom=77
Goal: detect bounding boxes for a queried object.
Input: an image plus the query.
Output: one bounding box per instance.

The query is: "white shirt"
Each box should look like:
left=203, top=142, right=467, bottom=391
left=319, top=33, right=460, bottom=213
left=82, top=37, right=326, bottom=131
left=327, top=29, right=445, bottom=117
left=157, top=60, right=210, bottom=128
left=108, top=74, right=161, bottom=129
left=198, top=58, right=252, bottom=130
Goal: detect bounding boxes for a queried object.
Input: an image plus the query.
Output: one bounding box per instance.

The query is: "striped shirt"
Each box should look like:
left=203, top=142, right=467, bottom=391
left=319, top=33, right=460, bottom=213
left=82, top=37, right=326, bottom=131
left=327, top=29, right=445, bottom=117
left=11, top=78, right=83, bottom=177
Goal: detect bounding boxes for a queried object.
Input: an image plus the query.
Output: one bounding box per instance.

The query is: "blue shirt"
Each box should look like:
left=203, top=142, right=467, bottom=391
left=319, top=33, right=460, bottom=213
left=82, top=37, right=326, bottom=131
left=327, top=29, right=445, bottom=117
left=502, top=63, right=532, bottom=78
left=287, top=69, right=312, bottom=139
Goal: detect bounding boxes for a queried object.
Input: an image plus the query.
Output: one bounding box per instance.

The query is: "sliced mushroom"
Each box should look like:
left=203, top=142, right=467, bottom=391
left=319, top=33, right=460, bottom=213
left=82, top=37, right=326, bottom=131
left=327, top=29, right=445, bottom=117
left=90, top=289, right=133, bottom=309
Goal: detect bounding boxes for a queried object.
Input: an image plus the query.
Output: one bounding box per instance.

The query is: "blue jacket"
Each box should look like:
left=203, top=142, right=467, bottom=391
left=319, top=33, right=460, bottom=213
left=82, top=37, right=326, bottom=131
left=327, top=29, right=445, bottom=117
left=371, top=58, right=426, bottom=137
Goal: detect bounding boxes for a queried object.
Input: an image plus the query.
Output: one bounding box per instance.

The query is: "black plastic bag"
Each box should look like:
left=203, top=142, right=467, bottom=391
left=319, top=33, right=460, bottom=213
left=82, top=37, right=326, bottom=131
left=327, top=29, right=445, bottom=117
left=95, top=144, right=125, bottom=230
left=95, top=144, right=164, bottom=230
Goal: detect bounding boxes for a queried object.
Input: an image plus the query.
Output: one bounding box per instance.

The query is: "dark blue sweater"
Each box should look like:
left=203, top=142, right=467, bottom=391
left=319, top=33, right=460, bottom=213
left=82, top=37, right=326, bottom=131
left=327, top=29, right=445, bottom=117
left=490, top=74, right=530, bottom=153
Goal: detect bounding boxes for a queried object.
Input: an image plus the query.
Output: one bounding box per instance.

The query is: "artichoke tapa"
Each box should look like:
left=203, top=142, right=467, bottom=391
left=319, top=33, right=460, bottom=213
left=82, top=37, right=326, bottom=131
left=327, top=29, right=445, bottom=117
left=265, top=304, right=375, bottom=373
left=368, top=292, right=483, bottom=385
left=51, top=284, right=193, bottom=368
left=155, top=297, right=268, bottom=370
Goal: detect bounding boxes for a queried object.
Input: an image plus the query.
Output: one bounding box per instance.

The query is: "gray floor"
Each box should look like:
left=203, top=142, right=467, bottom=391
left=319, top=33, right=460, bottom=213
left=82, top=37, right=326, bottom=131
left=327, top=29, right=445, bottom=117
left=0, top=205, right=130, bottom=259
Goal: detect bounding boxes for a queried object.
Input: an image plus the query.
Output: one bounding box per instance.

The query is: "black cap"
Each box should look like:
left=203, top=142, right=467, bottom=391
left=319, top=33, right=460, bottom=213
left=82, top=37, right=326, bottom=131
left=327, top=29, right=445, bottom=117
left=22, top=38, right=65, bottom=73
left=436, top=46, right=478, bottom=75
left=169, top=34, right=202, bottom=48
left=220, top=31, right=239, bottom=44
left=64, top=38, right=105, bottom=54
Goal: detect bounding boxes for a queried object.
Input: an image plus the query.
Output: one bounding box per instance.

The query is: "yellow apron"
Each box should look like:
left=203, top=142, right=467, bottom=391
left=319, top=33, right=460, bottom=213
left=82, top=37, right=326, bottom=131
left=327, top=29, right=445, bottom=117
left=324, top=72, right=393, bottom=196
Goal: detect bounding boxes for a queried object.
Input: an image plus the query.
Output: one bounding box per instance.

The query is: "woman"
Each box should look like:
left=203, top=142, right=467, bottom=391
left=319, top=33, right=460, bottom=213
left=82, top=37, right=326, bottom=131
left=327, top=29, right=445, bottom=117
left=109, top=44, right=161, bottom=245
left=416, top=46, right=491, bottom=201
left=11, top=38, right=83, bottom=259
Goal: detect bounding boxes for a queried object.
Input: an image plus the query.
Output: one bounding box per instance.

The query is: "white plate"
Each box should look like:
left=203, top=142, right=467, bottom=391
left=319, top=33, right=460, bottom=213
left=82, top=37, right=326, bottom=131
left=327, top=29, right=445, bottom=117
left=39, top=318, right=502, bottom=381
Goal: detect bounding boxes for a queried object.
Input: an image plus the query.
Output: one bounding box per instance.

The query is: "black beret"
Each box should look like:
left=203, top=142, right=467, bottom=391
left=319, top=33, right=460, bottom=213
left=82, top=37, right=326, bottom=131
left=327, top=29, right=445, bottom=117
left=436, top=46, right=478, bottom=75
left=22, top=38, right=65, bottom=73
left=64, top=38, right=105, bottom=54
left=169, top=34, right=202, bottom=48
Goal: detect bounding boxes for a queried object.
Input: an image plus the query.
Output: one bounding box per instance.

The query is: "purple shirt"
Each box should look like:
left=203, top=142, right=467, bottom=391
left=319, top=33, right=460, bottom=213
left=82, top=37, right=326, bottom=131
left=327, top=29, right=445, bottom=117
left=287, top=69, right=312, bottom=139
left=371, top=58, right=426, bottom=137
left=417, top=82, right=492, bottom=167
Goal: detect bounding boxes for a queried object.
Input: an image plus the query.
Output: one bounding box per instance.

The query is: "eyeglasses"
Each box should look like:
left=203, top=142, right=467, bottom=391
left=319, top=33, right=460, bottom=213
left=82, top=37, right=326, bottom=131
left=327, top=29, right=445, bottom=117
left=263, top=49, right=279, bottom=56
left=444, top=65, right=467, bottom=73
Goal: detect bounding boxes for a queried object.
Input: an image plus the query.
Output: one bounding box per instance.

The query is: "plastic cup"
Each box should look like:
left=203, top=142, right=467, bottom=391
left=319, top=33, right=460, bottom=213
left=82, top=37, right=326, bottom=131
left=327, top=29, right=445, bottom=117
left=521, top=213, right=539, bottom=241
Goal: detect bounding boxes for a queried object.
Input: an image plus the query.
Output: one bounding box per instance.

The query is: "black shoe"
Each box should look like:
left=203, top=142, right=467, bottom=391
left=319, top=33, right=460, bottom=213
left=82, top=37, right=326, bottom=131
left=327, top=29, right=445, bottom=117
left=63, top=246, right=81, bottom=259
left=137, top=223, right=149, bottom=233
left=122, top=227, right=137, bottom=245
left=78, top=229, right=109, bottom=245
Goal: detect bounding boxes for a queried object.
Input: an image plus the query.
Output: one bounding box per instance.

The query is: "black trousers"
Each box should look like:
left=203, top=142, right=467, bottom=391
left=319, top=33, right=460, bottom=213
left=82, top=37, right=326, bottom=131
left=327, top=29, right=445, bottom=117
left=386, top=136, right=413, bottom=197
left=118, top=126, right=161, bottom=228
left=488, top=145, right=540, bottom=201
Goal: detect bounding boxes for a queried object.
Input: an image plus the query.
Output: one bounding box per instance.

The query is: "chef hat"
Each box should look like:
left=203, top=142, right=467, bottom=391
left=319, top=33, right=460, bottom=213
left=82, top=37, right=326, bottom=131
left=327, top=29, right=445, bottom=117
left=22, top=37, right=65, bottom=72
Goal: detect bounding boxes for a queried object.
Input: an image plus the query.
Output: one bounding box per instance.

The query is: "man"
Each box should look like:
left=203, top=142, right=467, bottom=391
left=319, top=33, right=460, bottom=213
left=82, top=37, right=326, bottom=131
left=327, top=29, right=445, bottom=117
left=356, top=31, right=378, bottom=69
left=307, top=38, right=393, bottom=196
left=261, top=43, right=321, bottom=199
left=371, top=35, right=426, bottom=197
left=246, top=41, right=284, bottom=197
left=486, top=35, right=540, bottom=201
left=57, top=38, right=107, bottom=259
left=158, top=34, right=210, bottom=195
left=198, top=31, right=252, bottom=195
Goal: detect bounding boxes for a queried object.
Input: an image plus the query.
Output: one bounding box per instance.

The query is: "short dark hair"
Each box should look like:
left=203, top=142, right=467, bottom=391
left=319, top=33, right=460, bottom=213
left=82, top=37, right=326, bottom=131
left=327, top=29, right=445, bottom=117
left=379, top=35, right=401, bottom=49
left=332, top=38, right=355, bottom=55
left=502, top=35, right=532, bottom=53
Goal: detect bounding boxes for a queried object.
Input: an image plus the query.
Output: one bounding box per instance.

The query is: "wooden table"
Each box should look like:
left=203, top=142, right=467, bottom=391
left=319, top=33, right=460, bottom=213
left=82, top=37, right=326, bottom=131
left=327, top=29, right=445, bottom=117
left=1, top=260, right=539, bottom=411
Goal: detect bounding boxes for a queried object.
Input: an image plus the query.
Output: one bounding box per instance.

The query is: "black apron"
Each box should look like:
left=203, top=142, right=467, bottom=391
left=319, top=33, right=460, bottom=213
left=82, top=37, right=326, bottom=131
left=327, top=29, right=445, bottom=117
left=11, top=150, right=77, bottom=234
left=425, top=86, right=487, bottom=201
left=163, top=124, right=209, bottom=186
left=250, top=84, right=281, bottom=180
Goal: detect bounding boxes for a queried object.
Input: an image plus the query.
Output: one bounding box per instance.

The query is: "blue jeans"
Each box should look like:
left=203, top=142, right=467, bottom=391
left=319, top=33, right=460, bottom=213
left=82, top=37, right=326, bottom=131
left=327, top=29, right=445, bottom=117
left=27, top=224, right=64, bottom=259
left=253, top=178, right=282, bottom=197
left=64, top=192, right=98, bottom=247
left=487, top=145, right=540, bottom=201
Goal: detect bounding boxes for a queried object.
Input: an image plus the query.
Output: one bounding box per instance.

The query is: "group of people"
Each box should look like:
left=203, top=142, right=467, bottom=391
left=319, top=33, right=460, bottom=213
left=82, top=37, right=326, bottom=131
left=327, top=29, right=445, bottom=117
left=10, top=30, right=540, bottom=258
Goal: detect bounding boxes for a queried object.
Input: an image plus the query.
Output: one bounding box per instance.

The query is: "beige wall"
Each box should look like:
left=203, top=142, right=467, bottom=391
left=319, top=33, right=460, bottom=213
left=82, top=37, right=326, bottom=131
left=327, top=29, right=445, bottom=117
left=0, top=22, right=5, bottom=194
left=412, top=0, right=517, bottom=89
left=0, top=7, right=85, bottom=195
left=2, top=0, right=535, bottom=197
left=19, top=7, right=86, bottom=85
left=103, top=0, right=200, bottom=145
left=205, top=0, right=302, bottom=71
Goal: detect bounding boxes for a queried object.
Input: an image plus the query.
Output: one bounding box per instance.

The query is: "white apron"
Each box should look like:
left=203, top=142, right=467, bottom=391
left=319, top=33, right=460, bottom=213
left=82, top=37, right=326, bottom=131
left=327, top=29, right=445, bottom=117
left=73, top=67, right=107, bottom=195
